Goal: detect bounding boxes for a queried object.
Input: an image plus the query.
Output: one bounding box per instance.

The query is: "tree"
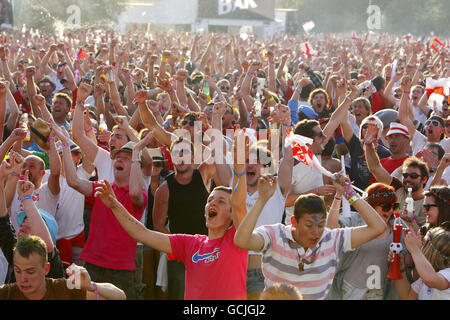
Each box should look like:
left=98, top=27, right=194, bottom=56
left=14, top=0, right=128, bottom=33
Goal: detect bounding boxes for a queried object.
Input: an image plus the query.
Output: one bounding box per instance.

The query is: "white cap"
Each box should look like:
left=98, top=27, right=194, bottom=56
left=386, top=122, right=410, bottom=138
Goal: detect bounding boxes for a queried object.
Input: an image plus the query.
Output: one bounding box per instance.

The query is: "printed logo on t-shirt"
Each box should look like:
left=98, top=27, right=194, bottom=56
left=192, top=248, right=220, bottom=264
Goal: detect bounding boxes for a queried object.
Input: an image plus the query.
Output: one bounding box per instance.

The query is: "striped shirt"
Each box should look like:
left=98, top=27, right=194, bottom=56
left=256, top=224, right=353, bottom=300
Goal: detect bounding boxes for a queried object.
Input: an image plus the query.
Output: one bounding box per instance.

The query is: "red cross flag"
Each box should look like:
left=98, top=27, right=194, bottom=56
left=426, top=77, right=450, bottom=110
left=302, top=20, right=315, bottom=35
left=284, top=132, right=333, bottom=178
left=300, top=42, right=317, bottom=58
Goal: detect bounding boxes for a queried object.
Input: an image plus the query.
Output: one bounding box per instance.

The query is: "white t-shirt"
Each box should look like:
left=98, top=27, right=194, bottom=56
left=228, top=172, right=287, bottom=256
left=93, top=147, right=115, bottom=182
left=411, top=268, right=450, bottom=300
left=10, top=183, right=59, bottom=234
left=285, top=157, right=324, bottom=225
left=412, top=105, right=428, bottom=127
left=411, top=131, right=428, bottom=156
left=54, top=168, right=92, bottom=240
left=440, top=138, right=450, bottom=153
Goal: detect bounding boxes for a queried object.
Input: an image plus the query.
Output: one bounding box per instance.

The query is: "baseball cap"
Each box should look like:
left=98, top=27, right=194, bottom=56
left=297, top=106, right=318, bottom=120
left=17, top=209, right=58, bottom=244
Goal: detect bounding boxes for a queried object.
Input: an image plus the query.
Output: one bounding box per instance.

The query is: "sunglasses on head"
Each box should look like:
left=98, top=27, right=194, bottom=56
left=423, top=203, right=438, bottom=211
left=380, top=202, right=399, bottom=212
left=402, top=172, right=421, bottom=179
left=425, top=120, right=441, bottom=127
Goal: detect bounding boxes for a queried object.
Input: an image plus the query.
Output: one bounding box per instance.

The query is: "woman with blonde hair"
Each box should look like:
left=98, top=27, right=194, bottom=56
left=394, top=223, right=450, bottom=300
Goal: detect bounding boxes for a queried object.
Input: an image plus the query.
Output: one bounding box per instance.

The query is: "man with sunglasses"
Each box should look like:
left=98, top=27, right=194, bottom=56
left=365, top=130, right=430, bottom=227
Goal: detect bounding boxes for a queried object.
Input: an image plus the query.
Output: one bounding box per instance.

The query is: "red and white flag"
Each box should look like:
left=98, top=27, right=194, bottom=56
left=284, top=133, right=333, bottom=178
left=302, top=20, right=315, bottom=34
left=426, top=77, right=450, bottom=110
left=299, top=42, right=317, bottom=58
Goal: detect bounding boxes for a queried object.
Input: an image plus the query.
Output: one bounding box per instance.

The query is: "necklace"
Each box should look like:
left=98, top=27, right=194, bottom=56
left=289, top=240, right=319, bottom=272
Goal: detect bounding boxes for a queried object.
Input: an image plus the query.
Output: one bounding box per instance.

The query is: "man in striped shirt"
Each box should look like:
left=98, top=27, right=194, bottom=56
left=234, top=174, right=387, bottom=300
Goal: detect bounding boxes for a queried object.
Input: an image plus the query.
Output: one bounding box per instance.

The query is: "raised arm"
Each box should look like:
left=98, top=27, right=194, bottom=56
left=71, top=83, right=100, bottom=164
left=53, top=123, right=93, bottom=197
left=336, top=176, right=387, bottom=248
left=18, top=175, right=54, bottom=252
left=398, top=75, right=416, bottom=141
left=363, top=124, right=393, bottom=185
left=234, top=175, right=277, bottom=251
left=95, top=180, right=172, bottom=254
left=46, top=129, right=61, bottom=196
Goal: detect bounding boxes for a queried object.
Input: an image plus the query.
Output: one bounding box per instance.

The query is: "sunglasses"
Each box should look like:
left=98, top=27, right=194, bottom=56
left=423, top=203, right=438, bottom=211
left=380, top=202, right=400, bottom=212
left=445, top=123, right=450, bottom=128
left=182, top=120, right=195, bottom=126
left=220, top=86, right=230, bottom=91
left=402, top=172, right=421, bottom=179
left=425, top=120, right=441, bottom=127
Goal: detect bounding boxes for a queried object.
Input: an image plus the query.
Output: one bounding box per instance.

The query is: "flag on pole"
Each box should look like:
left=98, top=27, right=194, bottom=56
left=77, top=49, right=89, bottom=61
left=426, top=77, right=450, bottom=110
left=302, top=20, right=315, bottom=35
left=432, top=36, right=445, bottom=47
left=299, top=42, right=317, bottom=58
left=284, top=133, right=333, bottom=178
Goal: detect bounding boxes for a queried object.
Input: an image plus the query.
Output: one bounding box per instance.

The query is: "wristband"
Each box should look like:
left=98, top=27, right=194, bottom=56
left=76, top=100, right=85, bottom=109
left=132, top=158, right=141, bottom=163
left=315, top=188, right=319, bottom=195
left=161, top=57, right=167, bottom=63
left=92, top=282, right=100, bottom=300
left=56, top=143, right=70, bottom=153
left=20, top=195, right=33, bottom=202
left=347, top=194, right=360, bottom=206
left=233, top=169, right=246, bottom=177
left=48, top=136, right=56, bottom=141
left=154, top=111, right=161, bottom=117
left=247, top=71, right=256, bottom=78
left=12, top=172, right=25, bottom=179
left=334, top=196, right=342, bottom=201
left=267, top=97, right=274, bottom=103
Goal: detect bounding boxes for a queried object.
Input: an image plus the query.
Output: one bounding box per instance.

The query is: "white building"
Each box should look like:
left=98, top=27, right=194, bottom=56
left=118, top=0, right=284, bottom=37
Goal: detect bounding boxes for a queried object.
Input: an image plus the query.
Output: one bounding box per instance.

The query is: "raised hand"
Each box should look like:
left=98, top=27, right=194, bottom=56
left=257, top=175, right=277, bottom=201
left=77, top=83, right=93, bottom=102
left=156, top=76, right=172, bottom=93
left=25, top=66, right=36, bottom=79
left=17, top=171, right=34, bottom=199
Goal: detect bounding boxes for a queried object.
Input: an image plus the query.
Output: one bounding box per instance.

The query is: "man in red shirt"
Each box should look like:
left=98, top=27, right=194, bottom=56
left=53, top=125, right=148, bottom=300
left=369, top=122, right=410, bottom=184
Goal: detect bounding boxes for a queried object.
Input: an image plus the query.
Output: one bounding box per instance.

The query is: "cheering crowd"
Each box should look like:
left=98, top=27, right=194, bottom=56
left=0, top=27, right=449, bottom=300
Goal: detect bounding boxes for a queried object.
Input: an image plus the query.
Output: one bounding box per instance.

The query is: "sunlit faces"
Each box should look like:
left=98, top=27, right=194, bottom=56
left=204, top=189, right=232, bottom=229
left=424, top=119, right=444, bottom=141
left=109, top=128, right=128, bottom=152
left=374, top=202, right=398, bottom=223
left=311, top=92, right=327, bottom=114
left=423, top=196, right=439, bottom=226
left=51, top=97, right=70, bottom=122
left=113, top=151, right=132, bottom=178
left=310, top=125, right=327, bottom=155
left=170, top=142, right=194, bottom=173
left=411, top=86, right=424, bottom=103
left=386, top=133, right=409, bottom=154
left=21, top=156, right=45, bottom=187
left=291, top=213, right=326, bottom=250
left=401, top=166, right=425, bottom=192
left=352, top=100, right=370, bottom=123
left=13, top=251, right=50, bottom=298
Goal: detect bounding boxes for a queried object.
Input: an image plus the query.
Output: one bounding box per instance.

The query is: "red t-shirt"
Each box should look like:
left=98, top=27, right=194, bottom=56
left=168, top=226, right=248, bottom=300
left=80, top=181, right=148, bottom=270
left=371, top=91, right=386, bottom=113
left=12, top=90, right=31, bottom=114
left=369, top=155, right=409, bottom=184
